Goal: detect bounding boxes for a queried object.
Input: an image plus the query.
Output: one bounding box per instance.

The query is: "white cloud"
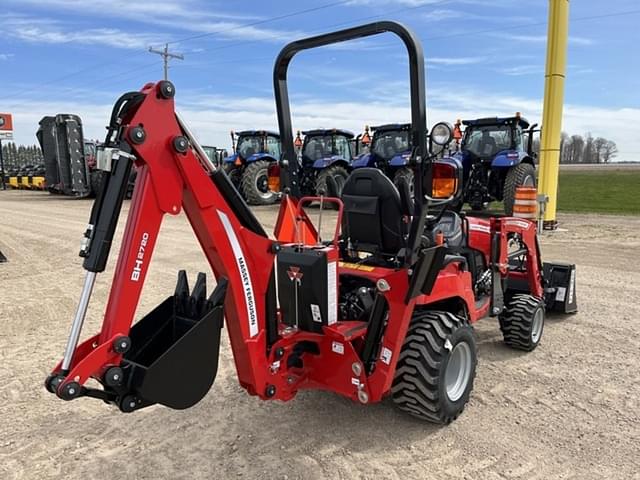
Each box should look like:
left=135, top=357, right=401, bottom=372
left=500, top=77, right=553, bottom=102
left=0, top=14, right=167, bottom=49
left=498, top=64, right=543, bottom=76
left=498, top=64, right=595, bottom=77
left=347, top=0, right=448, bottom=5
left=422, top=9, right=463, bottom=21
left=494, top=33, right=595, bottom=46
left=569, top=36, right=595, bottom=46
left=4, top=0, right=262, bottom=23
left=1, top=1, right=299, bottom=47
left=0, top=53, right=14, bottom=60
left=429, top=56, right=487, bottom=66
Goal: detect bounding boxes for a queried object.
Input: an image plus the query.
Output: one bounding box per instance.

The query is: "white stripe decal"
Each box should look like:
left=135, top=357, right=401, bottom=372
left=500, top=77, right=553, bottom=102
left=469, top=223, right=491, bottom=234
left=217, top=210, right=258, bottom=337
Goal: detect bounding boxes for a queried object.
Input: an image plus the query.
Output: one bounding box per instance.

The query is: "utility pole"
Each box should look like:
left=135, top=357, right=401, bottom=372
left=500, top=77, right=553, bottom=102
left=537, top=0, right=570, bottom=230
left=148, top=43, right=184, bottom=80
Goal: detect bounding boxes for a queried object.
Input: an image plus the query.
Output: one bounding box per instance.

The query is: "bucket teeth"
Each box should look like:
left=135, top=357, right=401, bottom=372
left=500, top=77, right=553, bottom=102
left=190, top=272, right=207, bottom=317
left=208, top=277, right=228, bottom=307
left=192, top=272, right=207, bottom=300
left=175, top=270, right=190, bottom=298
left=175, top=270, right=190, bottom=315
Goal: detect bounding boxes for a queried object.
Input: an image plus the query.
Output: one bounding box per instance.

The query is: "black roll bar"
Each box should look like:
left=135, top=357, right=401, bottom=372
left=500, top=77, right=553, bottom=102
left=273, top=21, right=429, bottom=210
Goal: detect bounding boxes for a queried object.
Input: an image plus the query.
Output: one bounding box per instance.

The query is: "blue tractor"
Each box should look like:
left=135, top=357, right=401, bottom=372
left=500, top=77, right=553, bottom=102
left=352, top=122, right=454, bottom=197
left=296, top=128, right=354, bottom=196
left=223, top=130, right=281, bottom=205
left=454, top=115, right=539, bottom=215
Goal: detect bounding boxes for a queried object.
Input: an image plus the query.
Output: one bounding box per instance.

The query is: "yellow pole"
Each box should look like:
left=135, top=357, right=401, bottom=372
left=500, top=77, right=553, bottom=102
left=538, top=0, right=570, bottom=229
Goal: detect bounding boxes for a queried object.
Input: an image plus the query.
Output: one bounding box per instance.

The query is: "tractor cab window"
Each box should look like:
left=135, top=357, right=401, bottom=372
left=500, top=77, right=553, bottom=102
left=513, top=128, right=523, bottom=150
left=237, top=135, right=263, bottom=159
left=372, top=130, right=409, bottom=160
left=265, top=135, right=281, bottom=158
left=202, top=146, right=216, bottom=162
left=303, top=135, right=352, bottom=161
left=464, top=126, right=512, bottom=158
left=333, top=135, right=352, bottom=160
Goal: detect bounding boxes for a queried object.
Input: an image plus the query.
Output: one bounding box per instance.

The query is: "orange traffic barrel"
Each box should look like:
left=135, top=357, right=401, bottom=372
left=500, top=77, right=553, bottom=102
left=513, top=186, right=537, bottom=219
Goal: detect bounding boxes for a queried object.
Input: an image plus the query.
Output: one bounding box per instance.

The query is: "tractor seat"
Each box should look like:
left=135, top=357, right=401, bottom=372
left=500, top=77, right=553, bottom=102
left=479, top=136, right=497, bottom=158
left=341, top=168, right=408, bottom=256
left=430, top=211, right=465, bottom=248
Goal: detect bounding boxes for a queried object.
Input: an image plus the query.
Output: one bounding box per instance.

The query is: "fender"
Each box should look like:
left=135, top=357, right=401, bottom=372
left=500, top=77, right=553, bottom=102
left=246, top=153, right=278, bottom=164
left=453, top=150, right=473, bottom=179
left=491, top=150, right=529, bottom=168
left=388, top=150, right=412, bottom=167
left=311, top=156, right=349, bottom=169
left=223, top=153, right=239, bottom=164
left=351, top=153, right=375, bottom=169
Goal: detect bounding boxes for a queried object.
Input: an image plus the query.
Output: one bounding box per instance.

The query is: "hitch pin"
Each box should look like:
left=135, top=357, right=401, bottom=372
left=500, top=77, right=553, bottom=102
left=60, top=271, right=97, bottom=373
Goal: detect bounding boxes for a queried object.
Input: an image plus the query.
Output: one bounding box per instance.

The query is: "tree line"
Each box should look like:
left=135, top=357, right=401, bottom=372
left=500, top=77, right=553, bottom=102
left=1, top=142, right=44, bottom=168
left=531, top=132, right=619, bottom=164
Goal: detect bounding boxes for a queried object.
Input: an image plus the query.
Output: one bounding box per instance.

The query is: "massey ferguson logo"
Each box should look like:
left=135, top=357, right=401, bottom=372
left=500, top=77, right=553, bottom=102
left=287, top=266, right=303, bottom=282
left=131, top=232, right=150, bottom=281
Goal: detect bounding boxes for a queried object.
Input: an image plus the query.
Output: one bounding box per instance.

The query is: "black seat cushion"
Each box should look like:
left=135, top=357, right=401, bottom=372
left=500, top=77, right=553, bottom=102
left=342, top=168, right=406, bottom=254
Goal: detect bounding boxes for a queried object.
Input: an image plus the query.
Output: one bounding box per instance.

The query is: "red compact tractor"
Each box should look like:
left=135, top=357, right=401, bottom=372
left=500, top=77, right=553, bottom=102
left=45, top=22, right=576, bottom=423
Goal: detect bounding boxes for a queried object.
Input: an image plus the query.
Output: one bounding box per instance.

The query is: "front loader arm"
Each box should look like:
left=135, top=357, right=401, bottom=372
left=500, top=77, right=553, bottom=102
left=47, top=81, right=278, bottom=409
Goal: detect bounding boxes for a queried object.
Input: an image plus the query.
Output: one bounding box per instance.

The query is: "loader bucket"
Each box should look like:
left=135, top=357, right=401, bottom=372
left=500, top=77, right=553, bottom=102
left=121, top=272, right=227, bottom=410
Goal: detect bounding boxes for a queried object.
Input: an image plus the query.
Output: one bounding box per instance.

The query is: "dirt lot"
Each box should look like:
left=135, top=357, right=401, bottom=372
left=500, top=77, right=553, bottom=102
left=1, top=190, right=639, bottom=480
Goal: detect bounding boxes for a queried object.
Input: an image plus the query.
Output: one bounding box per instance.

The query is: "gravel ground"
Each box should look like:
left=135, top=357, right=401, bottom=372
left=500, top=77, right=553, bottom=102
left=1, top=190, right=639, bottom=480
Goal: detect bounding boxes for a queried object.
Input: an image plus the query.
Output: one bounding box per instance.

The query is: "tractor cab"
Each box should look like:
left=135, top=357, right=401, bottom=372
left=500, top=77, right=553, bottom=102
left=352, top=123, right=411, bottom=170
left=227, top=130, right=281, bottom=163
left=460, top=115, right=531, bottom=163
left=300, top=129, right=354, bottom=167
left=295, top=128, right=354, bottom=196
left=222, top=130, right=281, bottom=205
left=454, top=114, right=540, bottom=214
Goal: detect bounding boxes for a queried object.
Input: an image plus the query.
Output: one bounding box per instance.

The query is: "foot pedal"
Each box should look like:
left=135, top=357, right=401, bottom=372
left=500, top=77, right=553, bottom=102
left=120, top=271, right=227, bottom=410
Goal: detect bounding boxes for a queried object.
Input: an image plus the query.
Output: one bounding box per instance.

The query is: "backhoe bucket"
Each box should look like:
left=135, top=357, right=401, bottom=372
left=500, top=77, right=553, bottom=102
left=121, top=272, right=227, bottom=410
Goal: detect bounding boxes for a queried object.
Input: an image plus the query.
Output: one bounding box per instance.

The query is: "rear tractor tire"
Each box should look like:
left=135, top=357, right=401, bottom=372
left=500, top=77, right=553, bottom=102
left=223, top=162, right=242, bottom=188
left=392, top=311, right=477, bottom=424
left=393, top=167, right=414, bottom=200
left=241, top=160, right=277, bottom=205
left=315, top=165, right=349, bottom=198
left=503, top=162, right=536, bottom=216
left=499, top=294, right=545, bottom=351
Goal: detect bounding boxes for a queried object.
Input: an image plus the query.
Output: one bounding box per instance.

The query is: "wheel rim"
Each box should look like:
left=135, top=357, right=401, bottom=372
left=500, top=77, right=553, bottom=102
left=531, top=307, right=544, bottom=343
left=256, top=170, right=273, bottom=199
left=445, top=341, right=472, bottom=402
left=407, top=174, right=414, bottom=197
left=522, top=174, right=535, bottom=187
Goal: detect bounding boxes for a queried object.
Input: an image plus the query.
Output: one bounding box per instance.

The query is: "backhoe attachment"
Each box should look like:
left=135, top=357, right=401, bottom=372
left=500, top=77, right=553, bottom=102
left=46, top=271, right=226, bottom=412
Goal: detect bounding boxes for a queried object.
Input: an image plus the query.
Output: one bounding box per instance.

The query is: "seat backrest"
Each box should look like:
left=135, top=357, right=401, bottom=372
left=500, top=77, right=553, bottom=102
left=480, top=134, right=497, bottom=157
left=342, top=168, right=406, bottom=255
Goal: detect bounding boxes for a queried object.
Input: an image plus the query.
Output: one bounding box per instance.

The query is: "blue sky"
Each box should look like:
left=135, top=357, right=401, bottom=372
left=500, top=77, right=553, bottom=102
left=1, top=0, right=639, bottom=160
